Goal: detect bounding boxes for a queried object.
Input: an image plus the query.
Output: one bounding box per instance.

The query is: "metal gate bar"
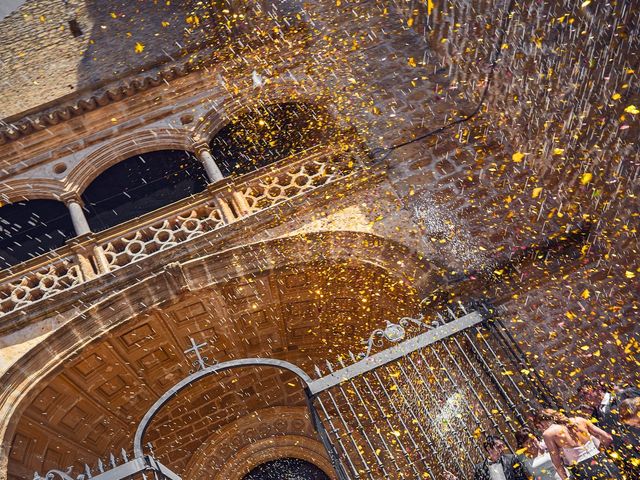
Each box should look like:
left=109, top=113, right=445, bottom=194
left=382, top=362, right=462, bottom=473
left=404, top=352, right=484, bottom=461
left=491, top=316, right=560, bottom=408
left=338, top=356, right=398, bottom=478
left=419, top=347, right=485, bottom=458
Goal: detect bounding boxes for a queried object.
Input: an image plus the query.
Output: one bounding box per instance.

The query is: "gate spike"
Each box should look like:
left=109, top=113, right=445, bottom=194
left=97, top=459, right=105, bottom=473
left=313, top=365, right=323, bottom=377
left=120, top=448, right=128, bottom=462
left=33, top=473, right=41, bottom=480
left=348, top=350, right=357, bottom=362
left=324, top=359, right=335, bottom=372
left=84, top=464, right=92, bottom=478
left=109, top=453, right=117, bottom=468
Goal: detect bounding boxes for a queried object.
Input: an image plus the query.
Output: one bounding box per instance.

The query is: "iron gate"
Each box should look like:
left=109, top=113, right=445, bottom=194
left=306, top=305, right=556, bottom=479
left=33, top=304, right=556, bottom=480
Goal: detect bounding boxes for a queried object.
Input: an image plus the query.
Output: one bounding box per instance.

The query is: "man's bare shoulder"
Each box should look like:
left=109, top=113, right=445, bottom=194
left=543, top=425, right=563, bottom=438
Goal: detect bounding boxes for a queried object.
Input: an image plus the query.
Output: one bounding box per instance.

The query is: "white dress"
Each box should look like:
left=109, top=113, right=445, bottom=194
left=524, top=452, right=562, bottom=480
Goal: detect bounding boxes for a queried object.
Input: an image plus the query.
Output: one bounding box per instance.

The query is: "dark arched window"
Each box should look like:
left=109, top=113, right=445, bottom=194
left=0, top=200, right=75, bottom=270
left=244, top=458, right=330, bottom=480
left=209, top=102, right=335, bottom=177
left=82, top=150, right=208, bottom=232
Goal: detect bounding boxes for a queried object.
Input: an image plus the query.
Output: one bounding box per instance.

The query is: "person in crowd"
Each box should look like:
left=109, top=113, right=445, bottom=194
left=515, top=429, right=561, bottom=480
left=577, top=379, right=640, bottom=474
left=472, top=435, right=530, bottom=480
left=533, top=408, right=620, bottom=480
left=618, top=397, right=640, bottom=479
left=577, top=380, right=640, bottom=436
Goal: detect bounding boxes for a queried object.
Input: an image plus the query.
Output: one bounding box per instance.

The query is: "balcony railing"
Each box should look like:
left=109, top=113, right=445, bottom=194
left=0, top=145, right=362, bottom=318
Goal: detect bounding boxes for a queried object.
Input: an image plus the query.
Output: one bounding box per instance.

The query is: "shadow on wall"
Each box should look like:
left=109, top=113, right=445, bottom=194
left=0, top=0, right=307, bottom=118
left=74, top=0, right=308, bottom=91
left=75, top=0, right=221, bottom=89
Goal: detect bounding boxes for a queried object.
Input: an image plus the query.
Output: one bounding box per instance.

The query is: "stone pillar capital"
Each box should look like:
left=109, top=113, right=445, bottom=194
left=193, top=141, right=211, bottom=156
left=193, top=142, right=224, bottom=183
left=59, top=191, right=84, bottom=206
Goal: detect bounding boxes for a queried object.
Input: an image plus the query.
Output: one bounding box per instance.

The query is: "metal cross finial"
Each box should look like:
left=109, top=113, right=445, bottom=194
left=184, top=337, right=208, bottom=371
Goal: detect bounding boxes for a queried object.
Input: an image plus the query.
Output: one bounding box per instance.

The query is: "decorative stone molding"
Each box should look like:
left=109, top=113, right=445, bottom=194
left=66, top=128, right=193, bottom=193
left=59, top=191, right=84, bottom=207
left=0, top=56, right=201, bottom=147
left=0, top=178, right=67, bottom=203
left=0, top=146, right=366, bottom=318
left=183, top=406, right=335, bottom=479
left=191, top=78, right=329, bottom=145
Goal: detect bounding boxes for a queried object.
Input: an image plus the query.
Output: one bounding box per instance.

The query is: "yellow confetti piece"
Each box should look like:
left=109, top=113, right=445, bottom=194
left=580, top=172, right=593, bottom=185
left=625, top=270, right=636, bottom=278
left=612, top=93, right=621, bottom=100
left=427, top=0, right=435, bottom=15
left=532, top=187, right=543, bottom=198
left=186, top=15, right=200, bottom=26
left=134, top=42, right=145, bottom=53
left=512, top=152, right=525, bottom=162
left=624, top=105, right=639, bottom=114
left=408, top=57, right=416, bottom=67
left=553, top=148, right=565, bottom=155
left=581, top=289, right=590, bottom=299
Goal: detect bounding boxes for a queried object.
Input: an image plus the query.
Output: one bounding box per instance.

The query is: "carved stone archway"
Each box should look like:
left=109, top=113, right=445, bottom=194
left=191, top=80, right=336, bottom=146
left=66, top=128, right=193, bottom=194
left=184, top=406, right=335, bottom=480
left=0, top=231, right=432, bottom=479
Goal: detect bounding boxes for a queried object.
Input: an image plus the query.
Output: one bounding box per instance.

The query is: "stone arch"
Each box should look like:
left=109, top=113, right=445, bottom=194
left=66, top=128, right=193, bottom=194
left=0, top=230, right=433, bottom=479
left=183, top=406, right=335, bottom=480
left=0, top=178, right=66, bottom=203
left=191, top=80, right=336, bottom=145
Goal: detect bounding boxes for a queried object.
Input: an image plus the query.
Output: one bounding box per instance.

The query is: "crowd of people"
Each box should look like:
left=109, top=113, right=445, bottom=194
left=447, top=380, right=640, bottom=479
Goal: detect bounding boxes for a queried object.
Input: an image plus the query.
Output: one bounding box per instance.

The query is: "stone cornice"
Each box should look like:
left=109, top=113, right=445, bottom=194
left=0, top=50, right=206, bottom=146
left=0, top=20, right=311, bottom=147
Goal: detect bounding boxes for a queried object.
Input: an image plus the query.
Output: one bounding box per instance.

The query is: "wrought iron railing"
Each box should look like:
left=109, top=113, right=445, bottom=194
left=0, top=145, right=362, bottom=317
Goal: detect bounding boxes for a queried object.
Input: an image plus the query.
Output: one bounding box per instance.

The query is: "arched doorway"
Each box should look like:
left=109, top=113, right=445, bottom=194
left=5, top=257, right=418, bottom=478
left=81, top=150, right=208, bottom=232
left=244, top=458, right=330, bottom=480
left=0, top=199, right=75, bottom=269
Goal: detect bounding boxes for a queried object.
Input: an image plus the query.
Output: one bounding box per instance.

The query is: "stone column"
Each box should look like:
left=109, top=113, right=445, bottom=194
left=62, top=193, right=91, bottom=236
left=195, top=144, right=224, bottom=183
left=61, top=192, right=110, bottom=276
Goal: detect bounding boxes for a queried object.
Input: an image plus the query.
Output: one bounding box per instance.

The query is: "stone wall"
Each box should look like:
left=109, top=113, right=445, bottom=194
left=0, top=0, right=228, bottom=119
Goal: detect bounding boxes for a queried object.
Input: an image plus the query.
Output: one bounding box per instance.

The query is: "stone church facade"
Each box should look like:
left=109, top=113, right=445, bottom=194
left=0, top=0, right=637, bottom=478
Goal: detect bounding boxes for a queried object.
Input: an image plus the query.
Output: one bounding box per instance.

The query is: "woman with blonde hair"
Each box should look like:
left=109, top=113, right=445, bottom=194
left=532, top=408, right=620, bottom=480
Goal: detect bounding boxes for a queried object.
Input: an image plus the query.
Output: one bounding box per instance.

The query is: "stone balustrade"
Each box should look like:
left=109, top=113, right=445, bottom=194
left=0, top=145, right=361, bottom=317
